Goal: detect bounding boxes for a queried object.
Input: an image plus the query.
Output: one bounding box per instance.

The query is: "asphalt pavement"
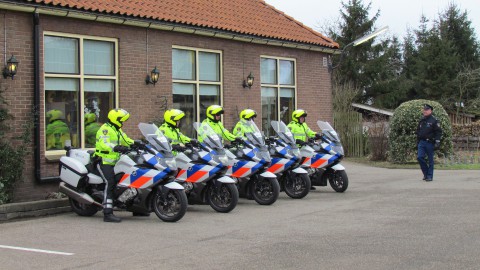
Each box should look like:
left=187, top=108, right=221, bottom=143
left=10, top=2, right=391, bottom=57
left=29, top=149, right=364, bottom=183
left=0, top=161, right=479, bottom=270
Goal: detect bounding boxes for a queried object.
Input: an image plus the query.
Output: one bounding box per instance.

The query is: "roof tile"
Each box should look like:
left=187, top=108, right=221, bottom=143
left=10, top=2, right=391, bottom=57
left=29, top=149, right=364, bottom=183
left=33, top=0, right=338, bottom=48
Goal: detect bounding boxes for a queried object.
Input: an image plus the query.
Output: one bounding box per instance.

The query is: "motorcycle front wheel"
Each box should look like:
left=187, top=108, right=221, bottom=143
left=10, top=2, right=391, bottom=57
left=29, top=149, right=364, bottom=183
left=284, top=173, right=311, bottom=199
left=328, top=170, right=349, bottom=192
left=69, top=198, right=99, bottom=216
left=251, top=177, right=280, bottom=205
left=207, top=183, right=239, bottom=213
left=152, top=189, right=188, bottom=222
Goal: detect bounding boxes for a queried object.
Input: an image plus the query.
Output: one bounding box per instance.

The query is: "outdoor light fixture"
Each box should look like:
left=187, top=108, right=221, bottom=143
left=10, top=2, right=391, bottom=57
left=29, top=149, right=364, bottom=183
left=3, top=55, right=18, bottom=79
left=242, top=72, right=254, bottom=89
left=329, top=26, right=389, bottom=72
left=145, top=66, right=159, bottom=85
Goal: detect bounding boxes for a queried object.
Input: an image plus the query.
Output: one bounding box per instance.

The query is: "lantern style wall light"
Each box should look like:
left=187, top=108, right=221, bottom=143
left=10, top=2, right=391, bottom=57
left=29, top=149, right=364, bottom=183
left=3, top=55, right=18, bottom=79
left=145, top=66, right=159, bottom=85
left=242, top=72, right=254, bottom=89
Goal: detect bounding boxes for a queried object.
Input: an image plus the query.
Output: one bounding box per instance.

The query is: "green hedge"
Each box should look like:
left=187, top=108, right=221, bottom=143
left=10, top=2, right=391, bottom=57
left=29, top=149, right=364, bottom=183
left=388, top=99, right=453, bottom=163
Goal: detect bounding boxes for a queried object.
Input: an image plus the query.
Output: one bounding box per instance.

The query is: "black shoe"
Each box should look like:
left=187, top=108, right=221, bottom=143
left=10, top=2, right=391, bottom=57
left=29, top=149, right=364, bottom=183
left=422, top=177, right=427, bottom=181
left=132, top=212, right=150, bottom=217
left=425, top=178, right=433, bottom=182
left=310, top=186, right=316, bottom=190
left=104, top=213, right=122, bottom=223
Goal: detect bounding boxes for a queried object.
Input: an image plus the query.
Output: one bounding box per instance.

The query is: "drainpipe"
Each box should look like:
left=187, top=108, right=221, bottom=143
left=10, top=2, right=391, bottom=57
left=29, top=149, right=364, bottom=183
left=33, top=12, right=58, bottom=183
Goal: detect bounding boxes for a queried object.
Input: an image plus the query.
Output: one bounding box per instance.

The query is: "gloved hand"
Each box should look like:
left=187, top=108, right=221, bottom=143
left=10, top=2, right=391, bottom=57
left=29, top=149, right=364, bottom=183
left=434, top=140, right=440, bottom=150
left=113, top=145, right=129, bottom=153
left=314, top=133, right=322, bottom=140
left=133, top=140, right=144, bottom=146
left=295, top=139, right=307, bottom=146
left=189, top=139, right=198, bottom=147
left=172, top=144, right=186, bottom=152
left=234, top=137, right=244, bottom=144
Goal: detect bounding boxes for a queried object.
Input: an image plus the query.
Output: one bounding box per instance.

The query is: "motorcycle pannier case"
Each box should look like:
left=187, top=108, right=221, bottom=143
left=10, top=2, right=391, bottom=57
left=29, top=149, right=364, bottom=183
left=59, top=156, right=88, bottom=187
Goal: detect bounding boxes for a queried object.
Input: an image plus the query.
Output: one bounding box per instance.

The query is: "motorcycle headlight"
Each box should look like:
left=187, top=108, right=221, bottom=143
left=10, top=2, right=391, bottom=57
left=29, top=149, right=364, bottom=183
left=165, top=158, right=177, bottom=170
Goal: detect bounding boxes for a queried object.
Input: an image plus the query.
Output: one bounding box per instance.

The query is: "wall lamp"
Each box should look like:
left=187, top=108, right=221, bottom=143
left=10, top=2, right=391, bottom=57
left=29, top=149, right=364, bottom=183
left=3, top=55, right=18, bottom=79
left=242, top=72, right=254, bottom=89
left=145, top=66, right=159, bottom=85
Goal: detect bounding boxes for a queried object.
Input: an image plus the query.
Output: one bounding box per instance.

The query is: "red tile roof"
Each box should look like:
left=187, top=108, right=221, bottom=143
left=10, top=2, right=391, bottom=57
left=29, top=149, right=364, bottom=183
left=32, top=0, right=338, bottom=48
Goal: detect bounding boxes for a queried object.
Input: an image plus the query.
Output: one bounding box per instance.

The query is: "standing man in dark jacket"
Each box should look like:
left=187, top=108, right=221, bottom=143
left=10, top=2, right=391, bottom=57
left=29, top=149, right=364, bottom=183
left=416, top=104, right=442, bottom=181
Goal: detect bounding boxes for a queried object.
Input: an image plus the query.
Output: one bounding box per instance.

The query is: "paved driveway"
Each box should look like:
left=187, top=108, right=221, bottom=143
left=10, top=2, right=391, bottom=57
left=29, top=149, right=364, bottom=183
left=1, top=162, right=479, bottom=270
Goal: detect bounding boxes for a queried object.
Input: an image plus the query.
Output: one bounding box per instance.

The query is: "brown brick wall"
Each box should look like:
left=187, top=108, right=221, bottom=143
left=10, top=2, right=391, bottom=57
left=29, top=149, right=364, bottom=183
left=0, top=10, right=332, bottom=202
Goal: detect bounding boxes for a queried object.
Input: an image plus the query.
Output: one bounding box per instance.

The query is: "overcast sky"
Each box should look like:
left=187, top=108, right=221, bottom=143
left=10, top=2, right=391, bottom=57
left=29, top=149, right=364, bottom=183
left=264, top=0, right=480, bottom=41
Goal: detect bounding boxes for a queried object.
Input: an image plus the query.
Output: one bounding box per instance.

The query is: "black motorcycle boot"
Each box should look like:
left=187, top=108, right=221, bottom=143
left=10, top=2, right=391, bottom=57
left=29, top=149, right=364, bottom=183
left=103, top=209, right=121, bottom=223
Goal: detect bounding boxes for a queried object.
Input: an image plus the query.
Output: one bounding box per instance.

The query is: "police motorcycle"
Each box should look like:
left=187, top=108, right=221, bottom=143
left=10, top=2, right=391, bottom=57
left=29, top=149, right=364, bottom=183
left=266, top=121, right=311, bottom=199
left=58, top=124, right=188, bottom=222
left=299, top=120, right=348, bottom=192
left=224, top=121, right=280, bottom=205
left=168, top=122, right=239, bottom=213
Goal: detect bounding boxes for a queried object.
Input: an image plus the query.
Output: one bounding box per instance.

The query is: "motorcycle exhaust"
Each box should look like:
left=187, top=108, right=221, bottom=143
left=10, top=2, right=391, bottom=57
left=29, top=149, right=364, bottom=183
left=59, top=182, right=103, bottom=208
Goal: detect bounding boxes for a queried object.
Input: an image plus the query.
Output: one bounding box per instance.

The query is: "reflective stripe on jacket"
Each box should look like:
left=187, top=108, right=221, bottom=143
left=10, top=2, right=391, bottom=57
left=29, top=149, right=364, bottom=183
left=287, top=121, right=316, bottom=142
left=94, top=122, right=133, bottom=165
left=159, top=122, right=191, bottom=145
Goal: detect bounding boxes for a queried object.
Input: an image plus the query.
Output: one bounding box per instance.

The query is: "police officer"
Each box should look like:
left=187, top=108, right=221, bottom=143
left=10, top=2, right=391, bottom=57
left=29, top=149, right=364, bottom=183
left=200, top=105, right=238, bottom=143
left=416, top=104, right=442, bottom=181
left=94, top=108, right=134, bottom=222
left=84, top=113, right=101, bottom=148
left=287, top=109, right=321, bottom=190
left=233, top=109, right=257, bottom=139
left=46, top=109, right=71, bottom=150
left=287, top=109, right=321, bottom=143
left=159, top=109, right=194, bottom=151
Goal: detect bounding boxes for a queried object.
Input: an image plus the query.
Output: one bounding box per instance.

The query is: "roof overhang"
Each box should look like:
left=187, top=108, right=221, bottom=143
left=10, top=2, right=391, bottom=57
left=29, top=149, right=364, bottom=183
left=352, top=103, right=394, bottom=116
left=0, top=1, right=339, bottom=54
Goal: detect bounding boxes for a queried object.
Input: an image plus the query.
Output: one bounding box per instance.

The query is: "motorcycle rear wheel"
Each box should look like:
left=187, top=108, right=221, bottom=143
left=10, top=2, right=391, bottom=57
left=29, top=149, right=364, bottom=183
left=328, top=170, right=349, bottom=192
left=284, top=173, right=311, bottom=199
left=152, top=189, right=188, bottom=222
left=69, top=198, right=99, bottom=216
left=207, top=183, right=239, bottom=213
left=251, top=177, right=280, bottom=205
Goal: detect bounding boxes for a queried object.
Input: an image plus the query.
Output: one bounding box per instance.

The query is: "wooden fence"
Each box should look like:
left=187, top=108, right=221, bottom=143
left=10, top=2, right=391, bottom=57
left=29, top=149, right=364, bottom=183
left=333, top=112, right=366, bottom=157
left=452, top=137, right=480, bottom=151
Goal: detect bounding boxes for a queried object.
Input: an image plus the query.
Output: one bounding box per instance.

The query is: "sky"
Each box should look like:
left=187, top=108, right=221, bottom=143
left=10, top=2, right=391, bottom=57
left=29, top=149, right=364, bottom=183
left=264, top=0, right=480, bottom=41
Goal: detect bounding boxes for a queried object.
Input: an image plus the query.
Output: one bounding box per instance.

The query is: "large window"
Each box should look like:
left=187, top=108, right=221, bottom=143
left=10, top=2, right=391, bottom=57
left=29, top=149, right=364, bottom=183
left=172, top=47, right=222, bottom=137
left=261, top=57, right=296, bottom=136
left=44, top=33, right=117, bottom=152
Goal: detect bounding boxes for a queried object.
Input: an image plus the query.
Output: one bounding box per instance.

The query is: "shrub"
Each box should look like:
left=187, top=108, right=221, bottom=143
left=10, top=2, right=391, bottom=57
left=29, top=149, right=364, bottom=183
left=388, top=99, right=453, bottom=163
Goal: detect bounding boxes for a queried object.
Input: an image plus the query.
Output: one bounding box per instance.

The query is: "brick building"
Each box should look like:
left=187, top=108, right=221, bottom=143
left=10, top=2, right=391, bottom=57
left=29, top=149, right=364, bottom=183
left=0, top=0, right=338, bottom=202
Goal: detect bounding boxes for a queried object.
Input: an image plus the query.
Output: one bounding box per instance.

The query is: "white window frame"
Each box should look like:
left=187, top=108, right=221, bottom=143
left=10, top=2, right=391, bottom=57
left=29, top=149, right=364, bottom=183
left=172, top=45, right=223, bottom=122
left=44, top=31, right=119, bottom=157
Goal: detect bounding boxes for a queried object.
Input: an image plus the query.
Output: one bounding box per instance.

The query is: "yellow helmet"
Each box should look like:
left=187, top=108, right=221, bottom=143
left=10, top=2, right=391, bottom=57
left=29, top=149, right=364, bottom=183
left=239, top=109, right=257, bottom=120
left=108, top=108, right=130, bottom=128
left=206, top=105, right=224, bottom=122
left=46, top=109, right=64, bottom=123
left=292, top=109, right=307, bottom=123
left=164, top=109, right=185, bottom=127
left=84, top=113, right=96, bottom=125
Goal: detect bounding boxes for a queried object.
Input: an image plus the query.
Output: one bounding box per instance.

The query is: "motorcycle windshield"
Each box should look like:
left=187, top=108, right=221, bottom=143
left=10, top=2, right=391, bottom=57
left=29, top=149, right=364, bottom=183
left=244, top=120, right=265, bottom=147
left=138, top=122, right=172, bottom=152
left=194, top=122, right=224, bottom=151
left=271, top=120, right=295, bottom=145
left=317, top=120, right=341, bottom=143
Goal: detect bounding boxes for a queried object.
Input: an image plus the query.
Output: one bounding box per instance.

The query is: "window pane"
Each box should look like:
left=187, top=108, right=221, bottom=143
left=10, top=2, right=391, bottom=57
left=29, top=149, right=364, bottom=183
left=279, top=60, right=294, bottom=85
left=84, top=79, right=114, bottom=148
left=173, top=83, right=196, bottom=138
left=261, top=87, right=277, bottom=137
left=261, top=58, right=277, bottom=84
left=84, top=40, right=114, bottom=75
left=280, top=88, right=295, bottom=124
left=173, top=49, right=195, bottom=80
left=199, top=85, right=220, bottom=121
left=45, top=78, right=79, bottom=150
left=44, top=36, right=78, bottom=74
left=199, top=52, right=220, bottom=81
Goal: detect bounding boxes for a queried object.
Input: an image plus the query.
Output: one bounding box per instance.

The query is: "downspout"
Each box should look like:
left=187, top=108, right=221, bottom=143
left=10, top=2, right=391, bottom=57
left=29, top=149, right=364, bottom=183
left=33, top=12, right=58, bottom=183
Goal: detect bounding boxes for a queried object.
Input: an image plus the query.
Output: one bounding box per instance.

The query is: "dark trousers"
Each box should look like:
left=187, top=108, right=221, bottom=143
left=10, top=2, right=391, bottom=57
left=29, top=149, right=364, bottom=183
left=98, top=163, right=116, bottom=214
left=417, top=140, right=434, bottom=179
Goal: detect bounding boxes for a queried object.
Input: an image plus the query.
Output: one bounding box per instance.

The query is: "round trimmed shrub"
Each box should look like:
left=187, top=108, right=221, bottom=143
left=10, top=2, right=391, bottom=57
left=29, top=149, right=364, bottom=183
left=388, top=99, right=452, bottom=163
